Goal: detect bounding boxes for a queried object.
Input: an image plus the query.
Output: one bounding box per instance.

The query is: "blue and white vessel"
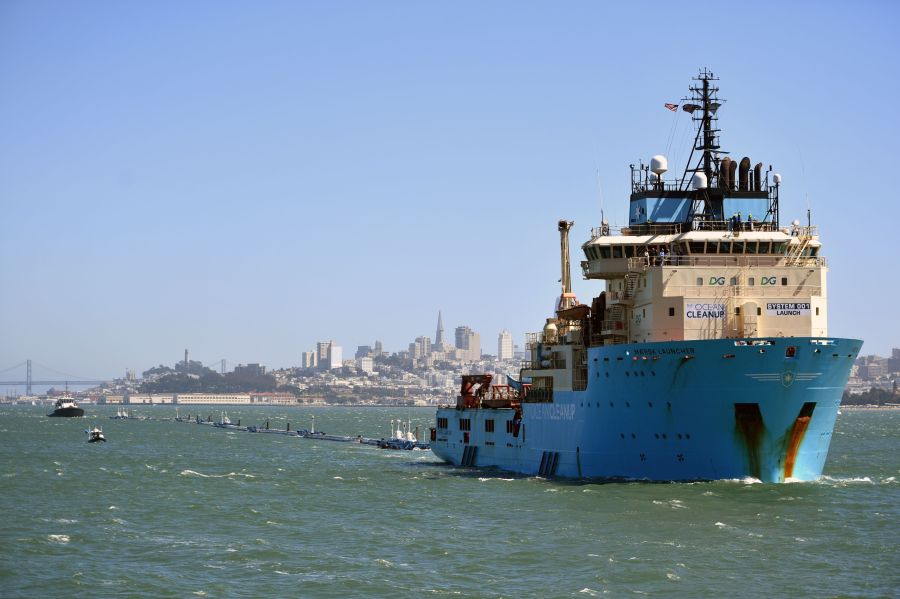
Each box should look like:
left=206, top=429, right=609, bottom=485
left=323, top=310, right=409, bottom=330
left=431, top=70, right=862, bottom=482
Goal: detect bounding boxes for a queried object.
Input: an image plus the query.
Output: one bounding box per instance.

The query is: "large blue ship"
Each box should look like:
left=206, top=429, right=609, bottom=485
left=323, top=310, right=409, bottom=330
left=431, top=70, right=862, bottom=482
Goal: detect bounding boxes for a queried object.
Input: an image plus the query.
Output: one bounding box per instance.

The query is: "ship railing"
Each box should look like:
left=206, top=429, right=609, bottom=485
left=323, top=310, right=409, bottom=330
left=589, top=223, right=684, bottom=238
left=661, top=285, right=823, bottom=298
left=693, top=220, right=780, bottom=232
left=625, top=256, right=827, bottom=270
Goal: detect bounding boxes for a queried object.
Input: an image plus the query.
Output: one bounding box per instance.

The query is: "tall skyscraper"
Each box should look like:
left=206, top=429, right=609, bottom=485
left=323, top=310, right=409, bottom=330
left=455, top=326, right=481, bottom=361
left=316, top=341, right=342, bottom=370
left=498, top=329, right=513, bottom=360
left=435, top=311, right=445, bottom=346
left=327, top=343, right=343, bottom=369
left=301, top=351, right=317, bottom=369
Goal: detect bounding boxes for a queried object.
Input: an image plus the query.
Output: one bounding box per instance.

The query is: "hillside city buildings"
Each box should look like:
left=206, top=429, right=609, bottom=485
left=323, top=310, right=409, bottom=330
left=8, top=311, right=895, bottom=407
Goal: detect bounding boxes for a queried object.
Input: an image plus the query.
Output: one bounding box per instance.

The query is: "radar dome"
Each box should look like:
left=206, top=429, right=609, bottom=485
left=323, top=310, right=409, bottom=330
left=773, top=173, right=782, bottom=184
left=650, top=155, right=668, bottom=175
left=649, top=172, right=658, bottom=181
left=691, top=172, right=708, bottom=190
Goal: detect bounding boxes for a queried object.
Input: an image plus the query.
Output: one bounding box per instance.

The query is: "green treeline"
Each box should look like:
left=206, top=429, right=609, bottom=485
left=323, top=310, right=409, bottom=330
left=841, top=388, right=898, bottom=406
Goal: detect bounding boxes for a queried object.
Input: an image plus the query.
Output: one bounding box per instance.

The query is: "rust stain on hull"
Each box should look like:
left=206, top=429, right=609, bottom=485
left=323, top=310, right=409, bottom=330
left=783, top=402, right=816, bottom=479
left=734, top=403, right=764, bottom=479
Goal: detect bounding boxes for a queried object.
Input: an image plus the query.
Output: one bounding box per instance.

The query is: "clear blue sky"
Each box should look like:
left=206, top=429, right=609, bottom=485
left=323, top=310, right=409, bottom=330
left=1, top=1, right=898, bottom=379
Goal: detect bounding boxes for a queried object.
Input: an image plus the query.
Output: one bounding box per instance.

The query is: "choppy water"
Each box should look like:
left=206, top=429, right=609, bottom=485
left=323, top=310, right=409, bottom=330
left=0, top=405, right=897, bottom=598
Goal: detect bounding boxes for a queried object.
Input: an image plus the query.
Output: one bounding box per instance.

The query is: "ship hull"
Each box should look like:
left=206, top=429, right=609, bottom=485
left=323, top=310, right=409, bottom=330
left=431, top=337, right=862, bottom=482
left=48, top=407, right=84, bottom=417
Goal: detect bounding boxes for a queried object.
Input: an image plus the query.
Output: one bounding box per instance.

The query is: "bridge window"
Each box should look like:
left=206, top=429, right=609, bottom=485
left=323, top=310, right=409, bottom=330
left=718, top=242, right=730, bottom=254
left=746, top=242, right=758, bottom=254
left=733, top=241, right=745, bottom=254
left=529, top=376, right=554, bottom=403
left=612, top=246, right=622, bottom=259
left=600, top=247, right=610, bottom=259
left=689, top=241, right=705, bottom=254
left=758, top=242, right=771, bottom=254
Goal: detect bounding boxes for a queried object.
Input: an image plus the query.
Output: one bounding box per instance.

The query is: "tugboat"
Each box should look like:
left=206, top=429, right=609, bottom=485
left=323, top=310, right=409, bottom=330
left=86, top=426, right=106, bottom=443
left=48, top=391, right=85, bottom=418
left=430, top=70, right=862, bottom=483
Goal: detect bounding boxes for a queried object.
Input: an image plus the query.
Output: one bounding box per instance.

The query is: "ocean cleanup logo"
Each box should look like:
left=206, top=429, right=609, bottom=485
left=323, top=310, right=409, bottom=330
left=685, top=303, right=726, bottom=319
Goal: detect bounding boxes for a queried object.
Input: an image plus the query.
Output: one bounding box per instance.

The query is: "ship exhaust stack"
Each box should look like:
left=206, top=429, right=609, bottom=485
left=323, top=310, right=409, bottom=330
left=739, top=157, right=751, bottom=191
left=753, top=162, right=763, bottom=191
left=720, top=157, right=732, bottom=190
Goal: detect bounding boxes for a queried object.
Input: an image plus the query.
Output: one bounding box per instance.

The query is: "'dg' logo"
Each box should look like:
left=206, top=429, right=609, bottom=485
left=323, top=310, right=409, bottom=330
left=709, top=276, right=725, bottom=285
left=762, top=276, right=777, bottom=286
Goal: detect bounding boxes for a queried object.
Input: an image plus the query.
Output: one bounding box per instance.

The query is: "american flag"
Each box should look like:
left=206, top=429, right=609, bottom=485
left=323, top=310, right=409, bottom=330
left=664, top=103, right=678, bottom=112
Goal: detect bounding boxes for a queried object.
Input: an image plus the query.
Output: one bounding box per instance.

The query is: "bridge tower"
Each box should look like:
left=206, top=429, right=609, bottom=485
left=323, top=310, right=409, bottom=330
left=26, top=360, right=32, bottom=396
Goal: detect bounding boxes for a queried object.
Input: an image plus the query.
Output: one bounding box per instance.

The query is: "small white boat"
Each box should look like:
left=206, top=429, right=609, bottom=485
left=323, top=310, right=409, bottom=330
left=86, top=426, right=106, bottom=443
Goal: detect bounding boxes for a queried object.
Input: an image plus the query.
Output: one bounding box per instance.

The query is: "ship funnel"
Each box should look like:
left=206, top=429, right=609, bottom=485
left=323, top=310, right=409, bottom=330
left=738, top=157, right=751, bottom=191
left=753, top=162, right=763, bottom=191
left=650, top=155, right=668, bottom=175
left=691, top=172, right=708, bottom=190
left=720, top=157, right=732, bottom=190
left=728, top=160, right=737, bottom=191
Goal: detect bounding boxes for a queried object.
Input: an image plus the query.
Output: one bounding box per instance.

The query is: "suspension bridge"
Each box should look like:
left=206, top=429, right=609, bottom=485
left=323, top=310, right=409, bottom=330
left=0, top=360, right=108, bottom=395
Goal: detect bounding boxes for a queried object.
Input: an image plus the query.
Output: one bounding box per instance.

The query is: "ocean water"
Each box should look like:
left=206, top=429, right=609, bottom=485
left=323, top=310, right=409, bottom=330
left=0, top=405, right=896, bottom=598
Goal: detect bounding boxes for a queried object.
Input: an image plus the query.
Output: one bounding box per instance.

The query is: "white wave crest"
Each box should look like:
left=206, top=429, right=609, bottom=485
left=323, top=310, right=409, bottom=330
left=179, top=470, right=256, bottom=479
left=47, top=534, right=69, bottom=544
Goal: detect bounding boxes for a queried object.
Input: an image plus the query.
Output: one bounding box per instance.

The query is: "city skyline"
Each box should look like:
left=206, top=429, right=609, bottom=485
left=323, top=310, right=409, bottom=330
left=1, top=2, right=897, bottom=376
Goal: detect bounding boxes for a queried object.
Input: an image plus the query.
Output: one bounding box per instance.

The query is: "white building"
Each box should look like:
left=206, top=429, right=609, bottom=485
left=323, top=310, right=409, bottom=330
left=127, top=393, right=174, bottom=404
left=357, top=356, right=375, bottom=374
left=497, top=329, right=513, bottom=360
left=327, top=343, right=343, bottom=370
left=174, top=393, right=252, bottom=405
left=301, top=351, right=317, bottom=369
left=455, top=326, right=481, bottom=361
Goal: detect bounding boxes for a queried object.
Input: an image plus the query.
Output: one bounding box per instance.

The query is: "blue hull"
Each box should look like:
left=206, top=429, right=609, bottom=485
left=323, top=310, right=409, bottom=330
left=432, top=337, right=862, bottom=482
